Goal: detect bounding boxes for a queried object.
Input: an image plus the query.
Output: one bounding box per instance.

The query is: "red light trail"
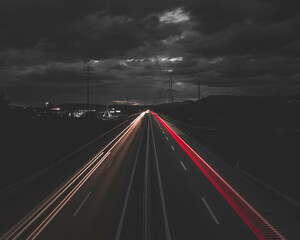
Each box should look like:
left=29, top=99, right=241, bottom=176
left=151, top=112, right=285, bottom=240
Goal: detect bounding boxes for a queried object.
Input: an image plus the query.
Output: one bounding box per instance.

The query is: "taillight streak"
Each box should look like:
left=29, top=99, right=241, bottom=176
left=151, top=112, right=285, bottom=240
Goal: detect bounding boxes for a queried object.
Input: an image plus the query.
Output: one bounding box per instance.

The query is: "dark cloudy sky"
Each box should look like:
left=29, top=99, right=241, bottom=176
left=1, top=0, right=300, bottom=106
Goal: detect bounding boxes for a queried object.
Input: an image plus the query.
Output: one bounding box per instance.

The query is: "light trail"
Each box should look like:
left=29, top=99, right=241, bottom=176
left=0, top=118, right=130, bottom=202
left=151, top=112, right=285, bottom=240
left=27, top=152, right=111, bottom=240
left=28, top=113, right=146, bottom=240
left=115, top=115, right=146, bottom=240
left=3, top=112, right=146, bottom=240
left=8, top=151, right=105, bottom=240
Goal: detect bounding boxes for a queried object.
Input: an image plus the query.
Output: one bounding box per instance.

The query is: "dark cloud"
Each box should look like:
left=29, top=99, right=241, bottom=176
left=0, top=0, right=299, bottom=105
left=0, top=0, right=183, bottom=57
left=184, top=19, right=300, bottom=57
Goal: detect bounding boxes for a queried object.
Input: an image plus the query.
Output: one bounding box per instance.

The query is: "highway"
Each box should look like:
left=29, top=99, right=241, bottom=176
left=1, top=111, right=299, bottom=239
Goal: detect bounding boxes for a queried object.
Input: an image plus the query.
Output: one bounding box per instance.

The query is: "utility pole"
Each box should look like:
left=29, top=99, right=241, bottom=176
left=168, top=72, right=170, bottom=105
left=198, top=81, right=201, bottom=100
left=126, top=96, right=129, bottom=117
left=168, top=70, right=173, bottom=105
left=82, top=65, right=94, bottom=110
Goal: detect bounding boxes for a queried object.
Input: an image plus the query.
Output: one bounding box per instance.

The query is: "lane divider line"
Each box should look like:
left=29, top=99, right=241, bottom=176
left=115, top=116, right=147, bottom=240
left=142, top=118, right=151, bottom=240
left=150, top=115, right=171, bottom=240
left=171, top=145, right=175, bottom=151
left=73, top=191, right=92, bottom=217
left=10, top=151, right=105, bottom=240
left=180, top=161, right=187, bottom=171
left=107, top=158, right=115, bottom=169
left=28, top=152, right=111, bottom=240
left=202, top=197, right=220, bottom=225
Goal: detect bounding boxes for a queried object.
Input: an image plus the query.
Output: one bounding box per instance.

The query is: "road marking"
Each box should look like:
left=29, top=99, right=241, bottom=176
left=27, top=152, right=111, bottom=240
left=7, top=150, right=104, bottom=240
left=107, top=158, right=115, bottom=168
left=166, top=137, right=169, bottom=141
left=201, top=197, right=220, bottom=225
left=150, top=116, right=171, bottom=240
left=180, top=161, right=187, bottom=171
left=115, top=119, right=146, bottom=240
left=163, top=131, right=165, bottom=134
left=171, top=145, right=175, bottom=151
left=73, top=192, right=92, bottom=217
left=143, top=119, right=151, bottom=240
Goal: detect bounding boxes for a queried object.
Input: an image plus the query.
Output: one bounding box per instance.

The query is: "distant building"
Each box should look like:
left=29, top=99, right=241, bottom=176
left=102, top=106, right=124, bottom=120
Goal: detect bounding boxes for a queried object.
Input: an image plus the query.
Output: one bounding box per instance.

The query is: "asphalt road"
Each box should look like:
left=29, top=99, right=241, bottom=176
left=1, top=112, right=299, bottom=239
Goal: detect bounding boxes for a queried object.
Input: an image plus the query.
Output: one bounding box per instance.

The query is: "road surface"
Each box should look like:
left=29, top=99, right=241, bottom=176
left=1, top=112, right=299, bottom=239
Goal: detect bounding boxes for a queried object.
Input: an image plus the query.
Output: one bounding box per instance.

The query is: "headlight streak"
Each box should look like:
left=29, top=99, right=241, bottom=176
left=3, top=112, right=146, bottom=240
left=0, top=119, right=130, bottom=203
left=27, top=151, right=111, bottom=240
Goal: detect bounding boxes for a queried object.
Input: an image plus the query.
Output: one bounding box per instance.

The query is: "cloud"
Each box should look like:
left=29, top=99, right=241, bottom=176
left=159, top=8, right=191, bottom=24
left=0, top=0, right=300, bottom=105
